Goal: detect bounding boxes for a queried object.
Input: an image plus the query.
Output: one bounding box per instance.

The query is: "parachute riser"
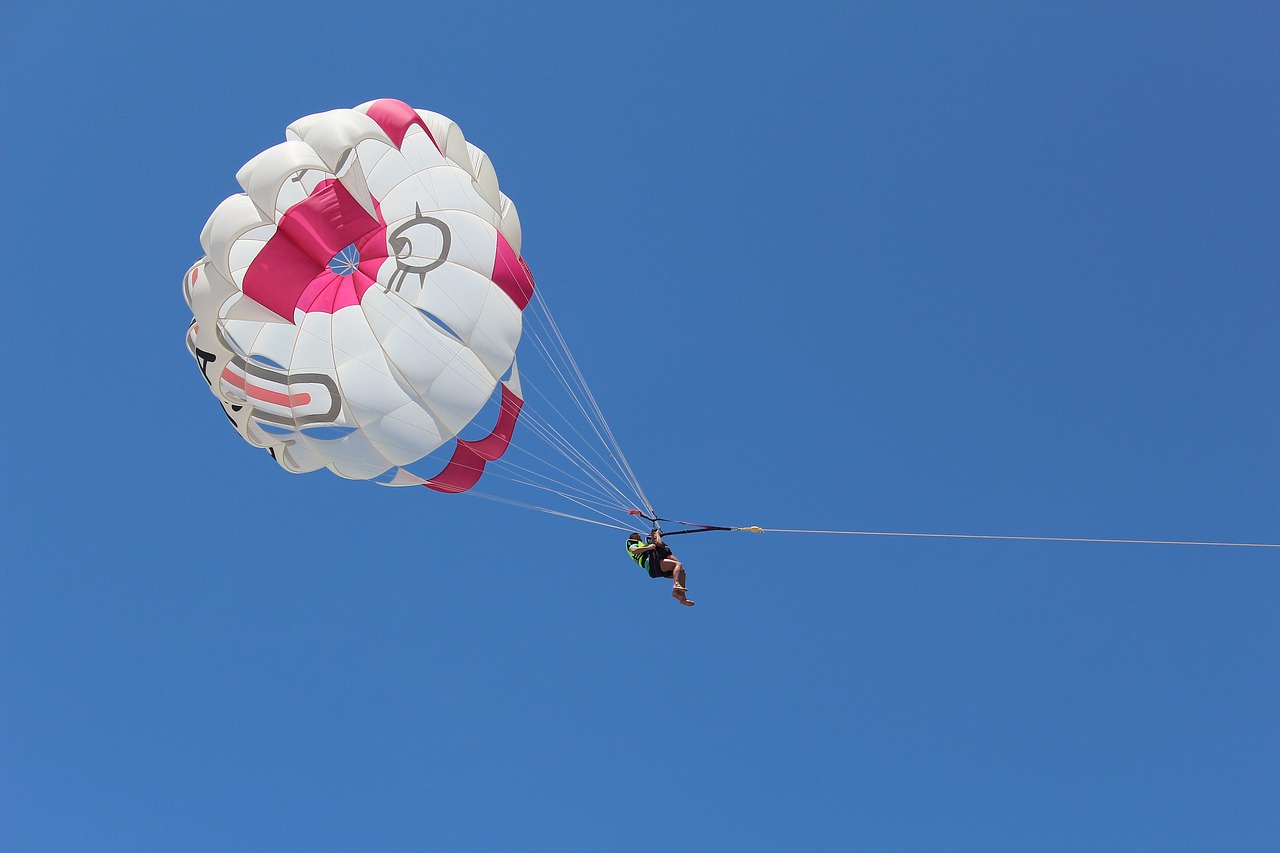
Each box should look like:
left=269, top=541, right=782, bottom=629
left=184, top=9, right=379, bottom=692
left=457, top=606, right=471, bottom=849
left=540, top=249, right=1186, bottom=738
left=627, top=509, right=759, bottom=536
left=657, top=526, right=734, bottom=537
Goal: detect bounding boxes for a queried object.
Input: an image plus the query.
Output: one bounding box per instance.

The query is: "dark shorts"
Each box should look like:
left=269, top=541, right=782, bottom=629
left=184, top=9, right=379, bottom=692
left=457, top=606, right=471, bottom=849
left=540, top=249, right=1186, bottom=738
left=646, top=545, right=674, bottom=579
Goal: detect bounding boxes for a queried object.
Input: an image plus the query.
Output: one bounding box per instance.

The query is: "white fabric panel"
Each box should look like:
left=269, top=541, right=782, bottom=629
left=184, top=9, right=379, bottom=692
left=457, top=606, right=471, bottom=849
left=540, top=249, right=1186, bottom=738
left=289, top=310, right=387, bottom=480
left=503, top=358, right=523, bottom=399
left=367, top=400, right=447, bottom=465
left=422, top=347, right=499, bottom=437
left=429, top=213, right=503, bottom=281
left=222, top=290, right=288, bottom=325
left=323, top=440, right=397, bottom=481
left=274, top=439, right=329, bottom=474
left=407, top=262, right=494, bottom=345
left=289, top=312, right=343, bottom=376
left=413, top=110, right=472, bottom=172
left=200, top=195, right=266, bottom=284
left=397, top=125, right=452, bottom=173
left=185, top=261, right=236, bottom=327
left=498, top=194, right=522, bottom=255
left=363, top=279, right=501, bottom=438
left=377, top=162, right=499, bottom=233
left=283, top=108, right=341, bottom=141
left=380, top=468, right=430, bottom=487
left=224, top=224, right=272, bottom=289
left=464, top=142, right=502, bottom=213
left=359, top=138, right=415, bottom=202
left=218, top=318, right=260, bottom=362
left=360, top=288, right=465, bottom=400
left=242, top=317, right=302, bottom=366
left=467, top=285, right=524, bottom=379
left=335, top=151, right=379, bottom=220
left=285, top=320, right=358, bottom=453
left=329, top=301, right=384, bottom=361
left=394, top=261, right=522, bottom=379
left=236, top=141, right=329, bottom=220
left=326, top=309, right=434, bottom=470
left=286, top=109, right=392, bottom=173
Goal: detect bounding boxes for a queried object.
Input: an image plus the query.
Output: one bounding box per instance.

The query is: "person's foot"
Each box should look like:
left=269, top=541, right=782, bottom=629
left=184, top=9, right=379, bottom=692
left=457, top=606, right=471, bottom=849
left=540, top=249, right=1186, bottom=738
left=672, top=590, right=696, bottom=606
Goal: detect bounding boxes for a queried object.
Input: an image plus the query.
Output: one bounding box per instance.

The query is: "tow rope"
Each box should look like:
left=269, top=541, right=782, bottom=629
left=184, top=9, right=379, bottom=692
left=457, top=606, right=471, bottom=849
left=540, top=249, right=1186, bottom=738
left=627, top=511, right=1276, bottom=548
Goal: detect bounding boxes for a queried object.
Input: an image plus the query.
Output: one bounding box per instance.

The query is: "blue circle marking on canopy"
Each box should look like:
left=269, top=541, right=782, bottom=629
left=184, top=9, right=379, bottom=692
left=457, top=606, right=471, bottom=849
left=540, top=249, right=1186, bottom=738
left=328, top=244, right=360, bottom=276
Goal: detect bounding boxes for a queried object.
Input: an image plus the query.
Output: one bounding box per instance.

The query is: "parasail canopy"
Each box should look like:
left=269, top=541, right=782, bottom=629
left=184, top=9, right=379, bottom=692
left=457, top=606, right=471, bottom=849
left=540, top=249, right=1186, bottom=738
left=185, top=100, right=658, bottom=532
left=185, top=99, right=537, bottom=494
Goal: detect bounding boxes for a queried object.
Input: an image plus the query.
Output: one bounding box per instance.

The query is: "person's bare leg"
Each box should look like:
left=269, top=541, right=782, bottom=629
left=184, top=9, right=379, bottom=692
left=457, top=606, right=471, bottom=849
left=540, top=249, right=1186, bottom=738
left=665, top=558, right=694, bottom=606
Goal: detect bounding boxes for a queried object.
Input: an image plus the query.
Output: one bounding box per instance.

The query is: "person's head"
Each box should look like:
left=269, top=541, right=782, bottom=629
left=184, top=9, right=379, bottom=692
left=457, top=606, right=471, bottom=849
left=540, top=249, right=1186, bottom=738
left=627, top=532, right=642, bottom=543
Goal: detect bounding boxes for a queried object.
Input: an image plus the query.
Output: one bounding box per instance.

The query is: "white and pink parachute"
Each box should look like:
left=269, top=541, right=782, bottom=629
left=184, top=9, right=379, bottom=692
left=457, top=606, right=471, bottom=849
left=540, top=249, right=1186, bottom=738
left=184, top=99, right=536, bottom=493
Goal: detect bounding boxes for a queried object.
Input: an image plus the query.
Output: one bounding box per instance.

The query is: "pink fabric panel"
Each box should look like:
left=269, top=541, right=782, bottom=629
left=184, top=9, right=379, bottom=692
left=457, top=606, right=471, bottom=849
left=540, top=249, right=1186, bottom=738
left=296, top=273, right=337, bottom=314
left=491, top=232, right=535, bottom=311
left=421, top=445, right=487, bottom=494
left=465, top=385, right=523, bottom=458
left=243, top=231, right=318, bottom=321
left=243, top=180, right=387, bottom=321
left=424, top=386, right=524, bottom=493
left=364, top=98, right=440, bottom=153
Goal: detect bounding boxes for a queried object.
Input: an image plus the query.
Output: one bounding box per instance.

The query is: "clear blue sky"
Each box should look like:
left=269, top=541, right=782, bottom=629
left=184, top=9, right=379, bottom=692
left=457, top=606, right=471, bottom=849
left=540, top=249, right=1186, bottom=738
left=3, top=2, right=1278, bottom=850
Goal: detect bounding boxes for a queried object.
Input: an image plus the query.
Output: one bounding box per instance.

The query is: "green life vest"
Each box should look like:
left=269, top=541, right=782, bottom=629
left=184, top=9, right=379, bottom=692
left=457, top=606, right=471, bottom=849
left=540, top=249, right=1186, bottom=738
left=627, top=538, right=650, bottom=569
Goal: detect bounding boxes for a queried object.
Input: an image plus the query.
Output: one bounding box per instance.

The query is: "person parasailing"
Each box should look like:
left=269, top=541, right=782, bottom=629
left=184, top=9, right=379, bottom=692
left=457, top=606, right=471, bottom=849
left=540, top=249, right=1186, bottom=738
left=627, top=530, right=695, bottom=606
